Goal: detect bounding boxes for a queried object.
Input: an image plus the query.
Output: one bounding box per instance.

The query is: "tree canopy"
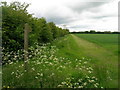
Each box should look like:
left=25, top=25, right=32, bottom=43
left=1, top=1, right=69, bottom=52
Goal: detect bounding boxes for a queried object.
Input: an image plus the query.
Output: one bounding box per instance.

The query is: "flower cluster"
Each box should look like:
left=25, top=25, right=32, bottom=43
left=2, top=43, right=104, bottom=88
left=58, top=76, right=103, bottom=88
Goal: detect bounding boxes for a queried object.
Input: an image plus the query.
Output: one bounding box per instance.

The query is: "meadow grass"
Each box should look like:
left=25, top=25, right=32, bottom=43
left=2, top=34, right=118, bottom=88
left=2, top=43, right=101, bottom=88
left=51, top=34, right=118, bottom=88
left=73, top=34, right=119, bottom=88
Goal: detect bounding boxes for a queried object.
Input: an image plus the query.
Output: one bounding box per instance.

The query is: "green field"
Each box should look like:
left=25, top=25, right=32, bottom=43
left=75, top=34, right=119, bottom=55
left=52, top=34, right=118, bottom=88
left=3, top=34, right=118, bottom=88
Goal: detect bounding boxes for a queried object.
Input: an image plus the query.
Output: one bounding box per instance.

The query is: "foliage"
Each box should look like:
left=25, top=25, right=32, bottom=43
left=71, top=31, right=120, bottom=34
left=1, top=1, right=69, bottom=53
left=51, top=34, right=118, bottom=88
left=2, top=33, right=118, bottom=88
left=2, top=43, right=103, bottom=88
left=2, top=1, right=32, bottom=52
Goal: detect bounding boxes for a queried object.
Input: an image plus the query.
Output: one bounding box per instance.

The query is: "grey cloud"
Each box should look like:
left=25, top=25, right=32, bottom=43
left=91, top=14, right=117, bottom=19
left=43, top=2, right=111, bottom=25
left=35, top=0, right=116, bottom=31
left=45, top=15, right=76, bottom=24
left=92, top=15, right=110, bottom=19
left=68, top=25, right=89, bottom=29
left=67, top=2, right=107, bottom=13
left=93, top=15, right=108, bottom=19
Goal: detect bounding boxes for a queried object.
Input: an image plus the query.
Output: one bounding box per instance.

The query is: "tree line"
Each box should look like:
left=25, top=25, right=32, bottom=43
left=1, top=2, right=69, bottom=53
left=71, top=30, right=120, bottom=34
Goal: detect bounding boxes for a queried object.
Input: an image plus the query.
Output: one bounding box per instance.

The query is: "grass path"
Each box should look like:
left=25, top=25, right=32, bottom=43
left=74, top=34, right=119, bottom=55
left=53, top=34, right=118, bottom=88
left=71, top=34, right=118, bottom=87
left=71, top=34, right=118, bottom=65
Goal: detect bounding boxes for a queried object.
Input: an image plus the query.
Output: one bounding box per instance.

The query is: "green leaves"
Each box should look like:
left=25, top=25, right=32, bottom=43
left=2, top=1, right=69, bottom=53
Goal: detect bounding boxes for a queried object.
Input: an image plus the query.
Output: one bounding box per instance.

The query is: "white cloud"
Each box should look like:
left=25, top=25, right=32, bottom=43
left=1, top=0, right=119, bottom=32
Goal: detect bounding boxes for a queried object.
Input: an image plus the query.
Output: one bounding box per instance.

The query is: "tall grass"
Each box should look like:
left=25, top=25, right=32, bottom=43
left=2, top=43, right=103, bottom=88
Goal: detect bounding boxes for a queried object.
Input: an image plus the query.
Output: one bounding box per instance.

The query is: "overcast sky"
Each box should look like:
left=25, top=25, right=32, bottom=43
left=2, top=0, right=119, bottom=32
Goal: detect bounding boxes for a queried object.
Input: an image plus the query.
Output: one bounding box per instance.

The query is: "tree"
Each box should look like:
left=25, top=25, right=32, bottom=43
left=39, top=18, right=53, bottom=43
left=2, top=1, right=32, bottom=52
left=48, top=22, right=58, bottom=39
left=90, top=30, right=96, bottom=33
left=1, top=1, right=69, bottom=53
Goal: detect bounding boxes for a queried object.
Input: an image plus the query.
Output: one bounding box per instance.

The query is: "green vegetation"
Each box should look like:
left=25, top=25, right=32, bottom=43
left=2, top=34, right=118, bottom=88
left=51, top=34, right=118, bottom=88
left=3, top=43, right=102, bottom=88
left=75, top=34, right=119, bottom=55
left=1, top=1, right=118, bottom=89
left=1, top=1, right=69, bottom=53
left=71, top=30, right=120, bottom=34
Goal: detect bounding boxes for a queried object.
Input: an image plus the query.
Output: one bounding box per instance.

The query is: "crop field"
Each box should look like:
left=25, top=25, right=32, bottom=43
left=2, top=34, right=118, bottom=88
left=75, top=34, right=119, bottom=55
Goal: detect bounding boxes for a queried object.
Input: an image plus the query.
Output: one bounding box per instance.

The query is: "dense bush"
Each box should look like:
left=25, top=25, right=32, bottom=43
left=1, top=1, right=69, bottom=53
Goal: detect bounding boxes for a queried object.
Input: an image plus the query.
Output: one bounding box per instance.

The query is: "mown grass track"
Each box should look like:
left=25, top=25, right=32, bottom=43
left=52, top=34, right=118, bottom=88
